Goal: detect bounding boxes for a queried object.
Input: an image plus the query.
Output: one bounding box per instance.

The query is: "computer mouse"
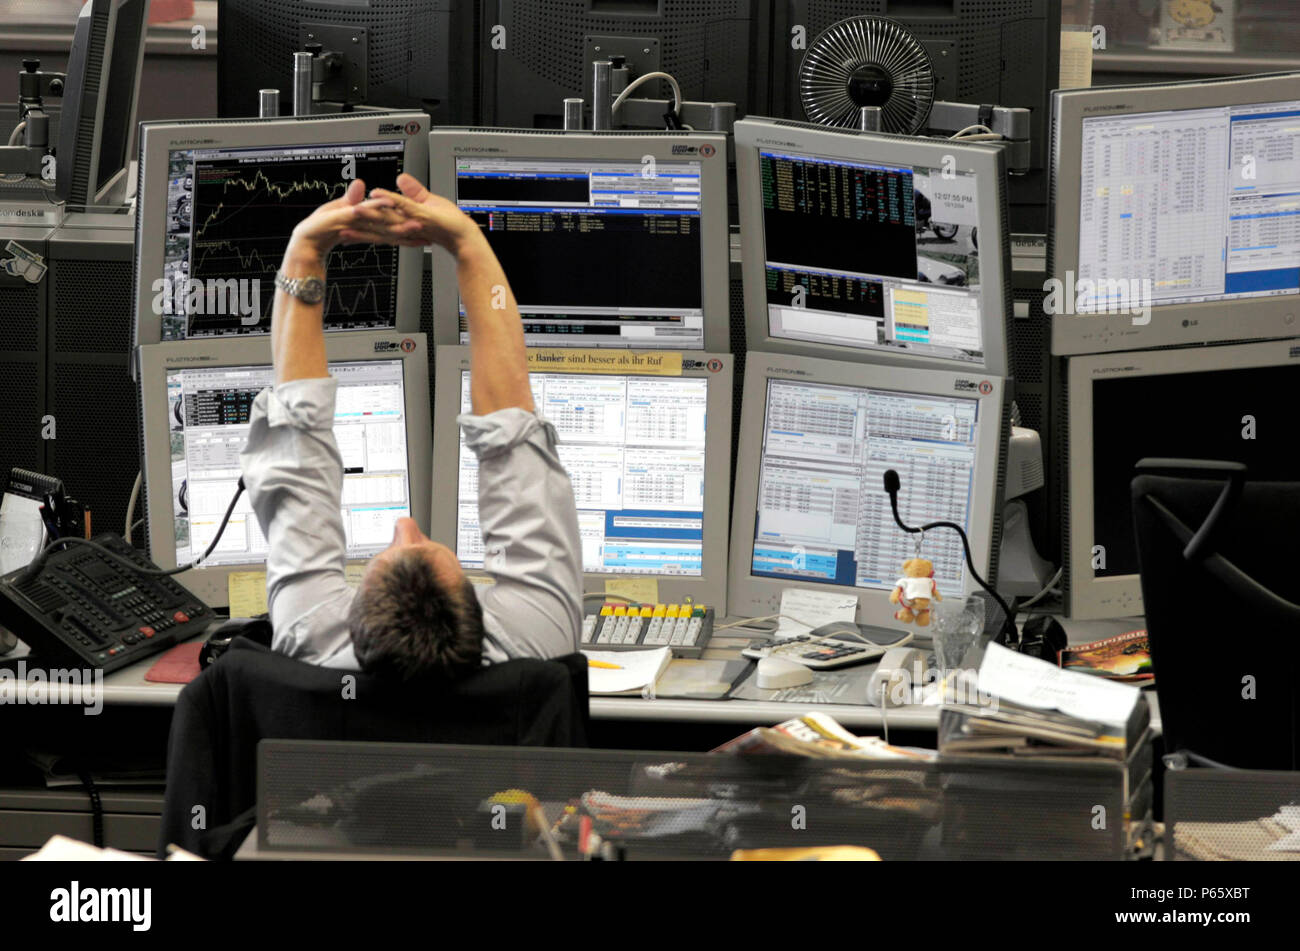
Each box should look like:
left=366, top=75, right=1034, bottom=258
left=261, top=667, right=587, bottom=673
left=756, top=656, right=815, bottom=689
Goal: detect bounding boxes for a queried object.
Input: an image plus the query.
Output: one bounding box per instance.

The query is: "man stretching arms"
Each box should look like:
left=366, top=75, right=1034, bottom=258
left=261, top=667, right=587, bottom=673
left=238, top=174, right=583, bottom=678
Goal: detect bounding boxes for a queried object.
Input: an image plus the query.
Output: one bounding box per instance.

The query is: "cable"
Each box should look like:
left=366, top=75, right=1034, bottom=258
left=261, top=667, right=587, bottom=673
left=949, top=124, right=1002, bottom=140
left=0, top=121, right=30, bottom=183
left=717, top=613, right=914, bottom=653
left=1016, top=566, right=1063, bottom=610
left=123, top=470, right=143, bottom=543
left=882, top=469, right=1020, bottom=647
left=76, top=768, right=105, bottom=848
left=610, top=71, right=683, bottom=124
left=12, top=480, right=245, bottom=585
left=714, top=611, right=823, bottom=633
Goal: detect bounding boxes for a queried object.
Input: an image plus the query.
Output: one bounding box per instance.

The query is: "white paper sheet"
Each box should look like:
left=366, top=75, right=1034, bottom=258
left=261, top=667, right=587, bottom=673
left=978, top=641, right=1140, bottom=726
left=774, top=588, right=859, bottom=639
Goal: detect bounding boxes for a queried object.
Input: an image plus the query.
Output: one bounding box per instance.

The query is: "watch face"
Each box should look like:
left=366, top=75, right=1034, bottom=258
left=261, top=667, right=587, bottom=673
left=300, top=277, right=325, bottom=303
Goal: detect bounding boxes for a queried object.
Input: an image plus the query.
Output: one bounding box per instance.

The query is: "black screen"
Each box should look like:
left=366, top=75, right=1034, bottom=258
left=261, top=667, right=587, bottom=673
left=1091, top=362, right=1300, bottom=577
left=469, top=207, right=702, bottom=311
left=759, top=153, right=917, bottom=281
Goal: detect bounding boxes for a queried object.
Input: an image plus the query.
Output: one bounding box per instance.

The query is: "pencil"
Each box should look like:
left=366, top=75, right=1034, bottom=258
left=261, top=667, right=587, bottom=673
left=587, top=660, right=623, bottom=669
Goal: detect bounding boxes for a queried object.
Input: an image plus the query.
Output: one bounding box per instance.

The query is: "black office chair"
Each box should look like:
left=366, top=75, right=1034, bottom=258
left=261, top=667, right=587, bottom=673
left=1131, top=458, right=1300, bottom=771
left=158, top=638, right=589, bottom=859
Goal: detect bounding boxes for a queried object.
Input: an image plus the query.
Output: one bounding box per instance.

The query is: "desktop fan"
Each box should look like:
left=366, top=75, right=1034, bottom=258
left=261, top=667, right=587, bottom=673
left=799, top=16, right=936, bottom=134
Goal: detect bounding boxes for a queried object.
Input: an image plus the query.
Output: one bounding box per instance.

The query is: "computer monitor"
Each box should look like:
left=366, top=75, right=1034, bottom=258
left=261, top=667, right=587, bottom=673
left=216, top=0, right=471, bottom=123
left=1049, top=72, right=1300, bottom=356
left=477, top=0, right=758, bottom=129
left=728, top=350, right=1009, bottom=631
left=132, top=112, right=430, bottom=348
left=735, top=117, right=1012, bottom=376
left=429, top=129, right=732, bottom=351
left=768, top=0, right=1061, bottom=236
left=137, top=331, right=432, bottom=606
left=1062, top=338, right=1300, bottom=620
left=432, top=346, right=734, bottom=612
left=55, top=0, right=150, bottom=207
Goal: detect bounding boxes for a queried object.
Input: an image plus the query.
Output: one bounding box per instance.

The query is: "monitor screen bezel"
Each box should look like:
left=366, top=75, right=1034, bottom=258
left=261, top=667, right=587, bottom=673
left=132, top=112, right=431, bottom=349
left=138, top=331, right=432, bottom=607
left=735, top=116, right=1014, bottom=377
left=427, top=128, right=732, bottom=351
left=431, top=344, right=734, bottom=613
left=1064, top=337, right=1300, bottom=619
left=55, top=0, right=150, bottom=207
left=728, top=349, right=1009, bottom=630
left=1049, top=72, right=1300, bottom=356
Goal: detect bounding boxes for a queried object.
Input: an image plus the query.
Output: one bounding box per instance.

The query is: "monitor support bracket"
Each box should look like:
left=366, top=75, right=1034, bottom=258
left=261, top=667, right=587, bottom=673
left=0, top=59, right=65, bottom=178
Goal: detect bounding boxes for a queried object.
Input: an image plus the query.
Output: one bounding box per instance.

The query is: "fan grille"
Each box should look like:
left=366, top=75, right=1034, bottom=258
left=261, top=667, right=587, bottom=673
left=799, top=16, right=935, bottom=134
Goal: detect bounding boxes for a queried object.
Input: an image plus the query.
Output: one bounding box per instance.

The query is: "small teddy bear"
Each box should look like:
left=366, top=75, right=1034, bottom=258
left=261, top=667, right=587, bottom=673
left=890, top=557, right=942, bottom=626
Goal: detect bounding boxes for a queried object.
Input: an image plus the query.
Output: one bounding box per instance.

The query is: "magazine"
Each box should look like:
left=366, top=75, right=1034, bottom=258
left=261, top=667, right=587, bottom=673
left=712, top=712, right=936, bottom=762
left=1058, top=629, right=1154, bottom=684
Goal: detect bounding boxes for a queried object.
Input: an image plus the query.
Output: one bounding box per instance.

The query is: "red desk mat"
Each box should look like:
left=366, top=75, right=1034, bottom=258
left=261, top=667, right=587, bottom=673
left=144, top=641, right=204, bottom=684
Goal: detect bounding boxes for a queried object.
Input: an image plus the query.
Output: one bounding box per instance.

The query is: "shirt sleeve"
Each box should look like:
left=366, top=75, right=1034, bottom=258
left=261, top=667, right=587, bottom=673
left=239, top=377, right=359, bottom=667
left=459, top=407, right=583, bottom=661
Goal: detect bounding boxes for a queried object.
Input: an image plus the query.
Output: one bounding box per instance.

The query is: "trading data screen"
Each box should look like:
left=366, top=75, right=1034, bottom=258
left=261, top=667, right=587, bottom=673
left=751, top=379, right=981, bottom=596
left=166, top=360, right=411, bottom=566
left=1091, top=362, right=1300, bottom=578
left=454, top=155, right=706, bottom=348
left=1078, top=99, right=1300, bottom=310
left=758, top=150, right=985, bottom=365
left=161, top=141, right=405, bottom=339
left=457, top=371, right=707, bottom=575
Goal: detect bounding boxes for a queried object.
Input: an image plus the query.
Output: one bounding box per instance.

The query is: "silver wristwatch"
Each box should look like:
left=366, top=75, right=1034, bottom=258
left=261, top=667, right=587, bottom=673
left=274, top=270, right=326, bottom=305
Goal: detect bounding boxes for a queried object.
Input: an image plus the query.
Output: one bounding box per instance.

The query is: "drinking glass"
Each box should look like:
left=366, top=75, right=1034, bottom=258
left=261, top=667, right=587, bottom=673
left=931, top=595, right=985, bottom=672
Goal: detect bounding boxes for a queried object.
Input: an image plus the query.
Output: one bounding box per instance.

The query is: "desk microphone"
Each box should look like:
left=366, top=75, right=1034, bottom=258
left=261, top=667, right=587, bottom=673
left=882, top=469, right=1020, bottom=648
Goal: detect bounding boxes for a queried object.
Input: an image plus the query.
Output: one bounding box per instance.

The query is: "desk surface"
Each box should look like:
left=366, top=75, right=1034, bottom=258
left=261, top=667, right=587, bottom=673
left=2, top=615, right=1159, bottom=733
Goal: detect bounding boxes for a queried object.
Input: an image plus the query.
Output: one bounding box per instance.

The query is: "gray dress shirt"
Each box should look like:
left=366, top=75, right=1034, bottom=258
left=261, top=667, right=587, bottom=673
left=238, top=377, right=583, bottom=670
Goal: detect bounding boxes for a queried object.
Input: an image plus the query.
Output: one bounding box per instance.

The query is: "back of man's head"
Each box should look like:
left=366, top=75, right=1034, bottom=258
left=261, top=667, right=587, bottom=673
left=348, top=550, right=485, bottom=680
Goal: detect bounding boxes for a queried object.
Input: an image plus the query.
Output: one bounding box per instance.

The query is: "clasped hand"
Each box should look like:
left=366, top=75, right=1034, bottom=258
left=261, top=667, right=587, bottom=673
left=288, top=172, right=482, bottom=263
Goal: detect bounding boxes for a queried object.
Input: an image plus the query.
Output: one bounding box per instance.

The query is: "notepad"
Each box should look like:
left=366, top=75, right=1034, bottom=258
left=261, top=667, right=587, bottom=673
left=582, top=647, right=672, bottom=696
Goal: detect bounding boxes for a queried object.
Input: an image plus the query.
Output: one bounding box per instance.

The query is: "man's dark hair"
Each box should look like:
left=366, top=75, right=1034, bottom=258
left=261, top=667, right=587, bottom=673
left=348, top=550, right=485, bottom=681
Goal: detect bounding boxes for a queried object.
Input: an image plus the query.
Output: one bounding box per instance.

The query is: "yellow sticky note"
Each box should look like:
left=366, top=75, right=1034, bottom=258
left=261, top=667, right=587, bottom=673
left=344, top=564, right=367, bottom=588
left=526, top=349, right=684, bottom=376
left=228, top=572, right=268, bottom=617
left=605, top=577, right=659, bottom=607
